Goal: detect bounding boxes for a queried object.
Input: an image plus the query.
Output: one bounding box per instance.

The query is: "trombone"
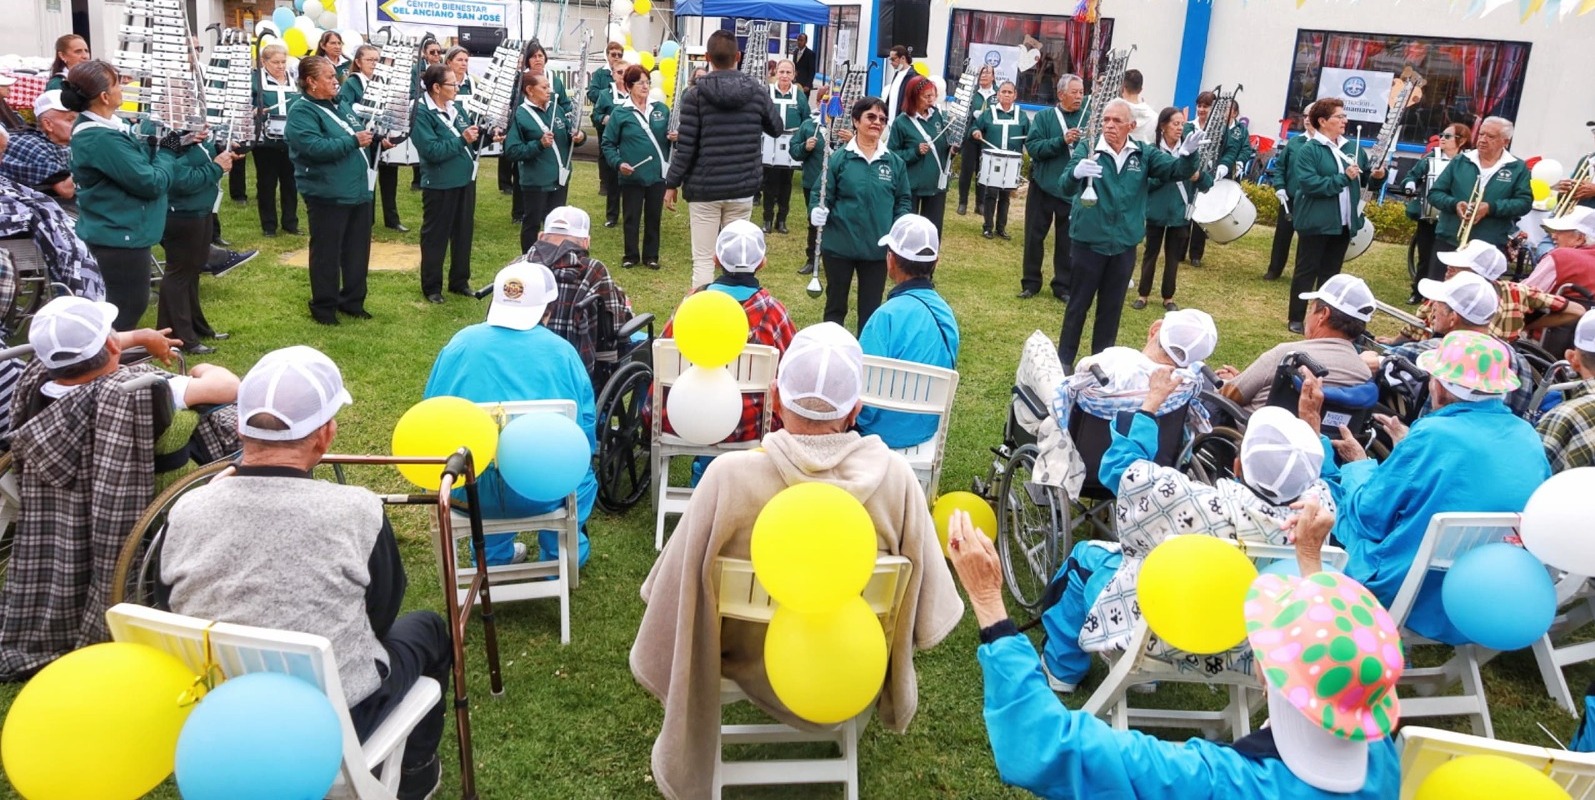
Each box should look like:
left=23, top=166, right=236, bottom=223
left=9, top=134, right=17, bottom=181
left=1457, top=175, right=1486, bottom=246
left=1555, top=156, right=1592, bottom=218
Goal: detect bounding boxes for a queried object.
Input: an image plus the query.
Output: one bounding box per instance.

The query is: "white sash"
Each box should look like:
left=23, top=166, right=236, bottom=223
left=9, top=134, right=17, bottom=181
left=907, top=112, right=948, bottom=191
left=311, top=99, right=378, bottom=189
left=770, top=85, right=799, bottom=133
left=523, top=100, right=570, bottom=186
left=631, top=102, right=670, bottom=174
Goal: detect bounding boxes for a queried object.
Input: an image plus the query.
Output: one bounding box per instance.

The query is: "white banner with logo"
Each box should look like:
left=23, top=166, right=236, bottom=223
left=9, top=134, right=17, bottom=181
left=970, top=43, right=1023, bottom=86
left=1317, top=67, right=1394, bottom=125
left=376, top=0, right=506, bottom=26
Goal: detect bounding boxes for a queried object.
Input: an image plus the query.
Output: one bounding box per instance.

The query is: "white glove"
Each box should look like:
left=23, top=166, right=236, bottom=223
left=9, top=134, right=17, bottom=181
left=1073, top=158, right=1103, bottom=180
left=1275, top=189, right=1289, bottom=205
left=1178, top=128, right=1206, bottom=157
left=1216, top=165, right=1229, bottom=181
left=1403, top=181, right=1416, bottom=192
left=810, top=206, right=829, bottom=228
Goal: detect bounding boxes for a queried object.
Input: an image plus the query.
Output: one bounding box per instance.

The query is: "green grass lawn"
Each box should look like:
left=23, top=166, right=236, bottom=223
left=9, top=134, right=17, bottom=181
left=2, top=158, right=1586, bottom=799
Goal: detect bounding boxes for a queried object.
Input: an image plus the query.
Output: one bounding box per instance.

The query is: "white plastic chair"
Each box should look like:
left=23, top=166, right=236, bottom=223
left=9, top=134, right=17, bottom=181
left=1082, top=541, right=1349, bottom=739
left=1399, top=726, right=1595, bottom=799
left=1387, top=512, right=1522, bottom=739
left=1532, top=571, right=1595, bottom=714
left=651, top=340, right=780, bottom=550
left=106, top=603, right=439, bottom=800
left=446, top=399, right=581, bottom=644
left=711, top=555, right=913, bottom=800
left=859, top=355, right=959, bottom=500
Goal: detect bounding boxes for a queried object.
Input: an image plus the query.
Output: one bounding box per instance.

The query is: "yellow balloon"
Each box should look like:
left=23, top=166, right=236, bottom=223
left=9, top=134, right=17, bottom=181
left=2, top=643, right=197, bottom=800
left=912, top=62, right=929, bottom=77
left=639, top=51, right=656, bottom=71
left=1415, top=754, right=1571, bottom=800
left=282, top=27, right=309, bottom=57
left=931, top=491, right=997, bottom=557
left=751, top=482, right=876, bottom=613
left=672, top=290, right=749, bottom=369
left=1532, top=178, right=1552, bottom=202
left=323, top=0, right=335, bottom=9
left=623, top=33, right=633, bottom=49
left=1136, top=535, right=1258, bottom=654
left=634, top=0, right=652, bottom=14
left=765, top=597, right=888, bottom=724
left=390, top=396, right=500, bottom=489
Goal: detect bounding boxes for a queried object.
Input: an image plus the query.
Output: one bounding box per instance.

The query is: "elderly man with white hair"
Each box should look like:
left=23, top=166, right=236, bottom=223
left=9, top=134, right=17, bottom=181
left=1427, top=115, right=1534, bottom=262
left=1523, top=207, right=1595, bottom=293
left=0, top=90, right=74, bottom=204
left=1056, top=97, right=1204, bottom=367
left=630, top=322, right=964, bottom=800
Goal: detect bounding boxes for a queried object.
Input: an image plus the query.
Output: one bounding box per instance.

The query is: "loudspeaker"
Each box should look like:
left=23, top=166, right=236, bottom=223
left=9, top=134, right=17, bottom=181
left=456, top=26, right=506, bottom=58
left=875, top=0, right=931, bottom=59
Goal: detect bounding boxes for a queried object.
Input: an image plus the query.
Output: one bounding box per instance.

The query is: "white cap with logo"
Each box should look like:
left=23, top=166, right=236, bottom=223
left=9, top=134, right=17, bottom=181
left=776, top=322, right=864, bottom=421
left=1543, top=207, right=1595, bottom=240
left=1417, top=271, right=1499, bottom=326
left=1239, top=406, right=1325, bottom=505
left=32, top=90, right=68, bottom=120
left=28, top=296, right=118, bottom=369
left=1297, top=273, right=1375, bottom=322
left=1437, top=239, right=1509, bottom=281
left=714, top=219, right=766, bottom=273
left=487, top=262, right=560, bottom=331
left=877, top=214, right=940, bottom=262
left=542, top=206, right=590, bottom=239
left=237, top=346, right=352, bottom=441
left=1157, top=308, right=1218, bottom=367
left=1575, top=311, right=1595, bottom=352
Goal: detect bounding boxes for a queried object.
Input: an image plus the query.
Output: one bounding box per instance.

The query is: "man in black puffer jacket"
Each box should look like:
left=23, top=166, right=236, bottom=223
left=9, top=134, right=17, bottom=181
left=664, top=29, right=782, bottom=288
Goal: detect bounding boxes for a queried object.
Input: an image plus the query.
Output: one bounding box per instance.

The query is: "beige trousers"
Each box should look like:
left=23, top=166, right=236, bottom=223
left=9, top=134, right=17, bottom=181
left=688, top=197, right=754, bottom=288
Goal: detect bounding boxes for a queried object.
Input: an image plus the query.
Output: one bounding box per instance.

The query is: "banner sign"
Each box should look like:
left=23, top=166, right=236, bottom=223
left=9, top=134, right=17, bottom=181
left=970, top=42, right=1023, bottom=85
left=376, top=0, right=506, bottom=26
left=1317, top=67, right=1395, bottom=125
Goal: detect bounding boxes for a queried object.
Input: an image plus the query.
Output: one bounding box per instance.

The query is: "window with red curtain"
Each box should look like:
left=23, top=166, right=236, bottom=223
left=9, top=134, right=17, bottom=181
left=1284, top=29, right=1531, bottom=150
left=947, top=10, right=1115, bottom=106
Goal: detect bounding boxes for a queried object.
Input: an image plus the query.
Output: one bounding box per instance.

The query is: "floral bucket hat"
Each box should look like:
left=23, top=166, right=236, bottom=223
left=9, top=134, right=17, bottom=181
left=1244, top=571, right=1403, bottom=741
left=1416, top=330, right=1521, bottom=395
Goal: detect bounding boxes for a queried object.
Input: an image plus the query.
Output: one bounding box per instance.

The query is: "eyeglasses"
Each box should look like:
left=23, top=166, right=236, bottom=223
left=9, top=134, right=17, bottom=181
left=1331, top=113, right=1349, bottom=120
left=1438, top=133, right=1456, bottom=139
left=861, top=113, right=886, bottom=123
left=440, top=82, right=458, bottom=88
left=426, top=49, right=440, bottom=56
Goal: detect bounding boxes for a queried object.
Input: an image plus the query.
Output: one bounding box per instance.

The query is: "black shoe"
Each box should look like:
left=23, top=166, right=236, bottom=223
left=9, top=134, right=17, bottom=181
left=207, top=248, right=257, bottom=277
left=211, top=235, right=231, bottom=248
left=1163, top=300, right=1179, bottom=312
left=997, top=230, right=1012, bottom=241
left=386, top=223, right=410, bottom=233
left=1287, top=321, right=1305, bottom=334
left=312, top=314, right=339, bottom=326
left=341, top=307, right=373, bottom=319
left=957, top=203, right=968, bottom=216
left=499, top=188, right=512, bottom=195
left=182, top=343, right=217, bottom=355
left=604, top=218, right=618, bottom=228
left=426, top=293, right=445, bottom=304
left=262, top=229, right=277, bottom=238
left=1016, top=289, right=1038, bottom=299
left=1132, top=298, right=1148, bottom=310
left=397, top=755, right=441, bottom=800
left=983, top=229, right=994, bottom=239
left=646, top=260, right=661, bottom=270
left=511, top=215, right=523, bottom=223
left=1190, top=258, right=1203, bottom=268
left=1262, top=271, right=1282, bottom=281
left=449, top=287, right=473, bottom=297
left=976, top=205, right=985, bottom=216
left=621, top=260, right=637, bottom=269
left=776, top=222, right=789, bottom=235
left=231, top=197, right=248, bottom=205
left=1055, top=293, right=1070, bottom=304
left=798, top=261, right=815, bottom=275
left=1407, top=292, right=1422, bottom=305
left=762, top=219, right=773, bottom=234
left=282, top=226, right=302, bottom=235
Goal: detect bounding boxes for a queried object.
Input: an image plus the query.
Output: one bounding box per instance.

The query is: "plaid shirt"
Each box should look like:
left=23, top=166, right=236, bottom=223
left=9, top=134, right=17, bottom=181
left=1537, top=379, right=1595, bottom=473
left=531, top=240, right=634, bottom=372
left=1403, top=280, right=1567, bottom=342
left=661, top=279, right=797, bottom=442
left=0, top=128, right=71, bottom=189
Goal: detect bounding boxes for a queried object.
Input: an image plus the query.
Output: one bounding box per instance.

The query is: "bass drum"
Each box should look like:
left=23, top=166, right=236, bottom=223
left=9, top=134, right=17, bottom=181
left=1344, top=218, right=1376, bottom=262
left=1190, top=179, right=1257, bottom=244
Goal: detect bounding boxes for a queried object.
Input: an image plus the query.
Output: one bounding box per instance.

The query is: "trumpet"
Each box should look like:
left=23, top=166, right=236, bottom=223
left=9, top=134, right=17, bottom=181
left=1457, top=175, right=1486, bottom=246
left=1555, top=155, right=1592, bottom=218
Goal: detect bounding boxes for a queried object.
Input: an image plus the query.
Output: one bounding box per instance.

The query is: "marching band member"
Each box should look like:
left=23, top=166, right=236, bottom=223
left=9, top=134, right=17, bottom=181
left=62, top=60, right=177, bottom=330
left=956, top=64, right=995, bottom=217
left=887, top=75, right=952, bottom=233
left=813, top=96, right=911, bottom=332
left=1402, top=124, right=1468, bottom=300
left=1264, top=106, right=1314, bottom=281
left=508, top=40, right=575, bottom=224
left=601, top=65, right=675, bottom=271
left=45, top=35, right=90, bottom=92
left=1427, top=116, right=1533, bottom=268
left=790, top=111, right=849, bottom=276
left=339, top=43, right=407, bottom=235
left=286, top=55, right=381, bottom=325
left=413, top=63, right=489, bottom=303
left=253, top=43, right=301, bottom=237
left=1557, top=122, right=1595, bottom=213
left=1020, top=73, right=1085, bottom=301
left=389, top=35, right=442, bottom=195
left=444, top=46, right=475, bottom=103
left=315, top=31, right=349, bottom=81
left=1287, top=98, right=1384, bottom=334
left=971, top=81, right=1027, bottom=241
left=1136, top=107, right=1212, bottom=313
left=1057, top=98, right=1203, bottom=366
left=506, top=71, right=586, bottom=251
left=1186, top=97, right=1253, bottom=268
left=159, top=127, right=236, bottom=353
left=761, top=60, right=807, bottom=235
left=586, top=42, right=627, bottom=228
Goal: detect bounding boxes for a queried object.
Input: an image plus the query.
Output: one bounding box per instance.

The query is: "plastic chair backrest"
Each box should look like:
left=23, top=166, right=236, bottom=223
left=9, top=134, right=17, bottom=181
left=1386, top=513, right=1520, bottom=627
left=859, top=355, right=957, bottom=416
left=1399, top=725, right=1595, bottom=799
left=651, top=339, right=779, bottom=391
left=475, top=398, right=578, bottom=425
left=714, top=556, right=913, bottom=642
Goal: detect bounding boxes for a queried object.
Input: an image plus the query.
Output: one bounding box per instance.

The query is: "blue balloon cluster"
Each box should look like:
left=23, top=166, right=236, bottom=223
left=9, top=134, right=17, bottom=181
left=497, top=412, right=590, bottom=502
left=1441, top=543, right=1556, bottom=652
left=658, top=40, right=680, bottom=59
left=176, top=672, right=344, bottom=800
left=271, top=7, right=296, bottom=32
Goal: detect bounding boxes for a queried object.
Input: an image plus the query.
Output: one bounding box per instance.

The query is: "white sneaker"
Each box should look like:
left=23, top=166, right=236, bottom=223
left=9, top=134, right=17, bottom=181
left=1040, top=659, right=1078, bottom=694
left=510, top=542, right=528, bottom=564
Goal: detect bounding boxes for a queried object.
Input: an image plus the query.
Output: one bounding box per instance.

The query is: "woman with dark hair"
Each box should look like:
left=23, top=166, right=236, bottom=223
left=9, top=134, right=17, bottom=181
left=887, top=74, right=952, bottom=232
left=336, top=43, right=380, bottom=108
left=1402, top=122, right=1470, bottom=300
left=1287, top=97, right=1382, bottom=331
left=252, top=42, right=300, bottom=236
left=45, top=35, right=90, bottom=92
left=505, top=71, right=586, bottom=250
left=62, top=60, right=177, bottom=330
left=1136, top=107, right=1211, bottom=312
left=956, top=64, right=995, bottom=216
left=601, top=64, right=674, bottom=270
left=505, top=40, right=574, bottom=222
left=412, top=62, right=488, bottom=303
left=385, top=36, right=442, bottom=196
left=157, top=121, right=238, bottom=353
left=316, top=30, right=349, bottom=81
left=286, top=55, right=378, bottom=325
left=589, top=54, right=630, bottom=229
left=814, top=95, right=911, bottom=332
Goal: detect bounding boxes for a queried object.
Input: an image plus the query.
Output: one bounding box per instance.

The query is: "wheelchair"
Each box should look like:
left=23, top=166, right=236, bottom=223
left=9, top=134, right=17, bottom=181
left=0, top=241, right=63, bottom=347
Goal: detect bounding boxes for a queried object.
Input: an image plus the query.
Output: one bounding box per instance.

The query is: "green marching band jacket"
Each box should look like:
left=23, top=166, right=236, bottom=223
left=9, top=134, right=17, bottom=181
left=601, top=100, right=673, bottom=187
left=70, top=113, right=177, bottom=248
left=1286, top=134, right=1373, bottom=238
left=504, top=98, right=578, bottom=191
left=887, top=107, right=952, bottom=197
left=1428, top=151, right=1534, bottom=247
left=789, top=115, right=826, bottom=199
left=1060, top=138, right=1200, bottom=255
left=821, top=142, right=912, bottom=260
left=285, top=95, right=375, bottom=205
left=410, top=94, right=482, bottom=190
left=1145, top=140, right=1214, bottom=228
left=1027, top=105, right=1089, bottom=201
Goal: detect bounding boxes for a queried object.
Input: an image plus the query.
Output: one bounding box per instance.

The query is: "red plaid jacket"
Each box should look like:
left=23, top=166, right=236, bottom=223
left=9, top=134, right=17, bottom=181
left=660, top=284, right=796, bottom=442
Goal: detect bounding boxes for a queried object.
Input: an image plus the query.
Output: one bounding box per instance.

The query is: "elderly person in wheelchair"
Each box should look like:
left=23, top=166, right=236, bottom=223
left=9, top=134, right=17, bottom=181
left=0, top=296, right=239, bottom=680
left=1215, top=274, right=1375, bottom=413
left=529, top=206, right=636, bottom=375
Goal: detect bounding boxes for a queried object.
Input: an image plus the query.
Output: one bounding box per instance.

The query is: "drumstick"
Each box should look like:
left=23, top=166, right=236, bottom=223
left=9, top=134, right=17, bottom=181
left=628, top=156, right=654, bottom=170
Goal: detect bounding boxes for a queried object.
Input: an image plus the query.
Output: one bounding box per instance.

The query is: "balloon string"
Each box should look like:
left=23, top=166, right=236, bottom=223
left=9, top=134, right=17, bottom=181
left=177, top=623, right=224, bottom=708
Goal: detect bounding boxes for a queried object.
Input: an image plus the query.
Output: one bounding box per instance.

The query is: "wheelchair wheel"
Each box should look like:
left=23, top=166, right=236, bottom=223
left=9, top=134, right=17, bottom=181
left=1406, top=235, right=1422, bottom=285
left=1184, top=426, right=1244, bottom=485
left=996, top=444, right=1064, bottom=615
left=595, top=360, right=652, bottom=513
left=110, top=460, right=232, bottom=607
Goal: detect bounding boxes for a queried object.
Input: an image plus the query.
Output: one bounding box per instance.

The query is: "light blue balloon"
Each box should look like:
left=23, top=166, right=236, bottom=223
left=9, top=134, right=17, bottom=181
left=496, top=412, right=590, bottom=502
left=658, top=40, right=680, bottom=59
left=292, top=0, right=306, bottom=11
left=176, top=672, right=343, bottom=800
left=271, top=7, right=296, bottom=33
left=1259, top=558, right=1341, bottom=579
left=1441, top=543, right=1556, bottom=652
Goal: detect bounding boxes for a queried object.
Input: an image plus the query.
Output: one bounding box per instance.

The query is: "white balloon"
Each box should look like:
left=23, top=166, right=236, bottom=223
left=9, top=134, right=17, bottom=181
left=613, top=0, right=634, bottom=17
left=295, top=14, right=319, bottom=31
left=607, top=24, right=624, bottom=46
left=1521, top=468, right=1595, bottom=576
left=1532, top=158, right=1565, bottom=186
left=303, top=0, right=324, bottom=18
left=648, top=86, right=664, bottom=105
left=339, top=28, right=362, bottom=48
left=665, top=366, right=741, bottom=446
left=622, top=48, right=640, bottom=65
left=619, top=15, right=632, bottom=35
left=318, top=11, right=339, bottom=30
left=255, top=20, right=280, bottom=37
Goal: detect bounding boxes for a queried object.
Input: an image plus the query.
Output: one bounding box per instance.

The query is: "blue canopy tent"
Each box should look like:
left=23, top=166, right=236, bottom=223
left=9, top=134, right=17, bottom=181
left=671, top=0, right=831, bottom=26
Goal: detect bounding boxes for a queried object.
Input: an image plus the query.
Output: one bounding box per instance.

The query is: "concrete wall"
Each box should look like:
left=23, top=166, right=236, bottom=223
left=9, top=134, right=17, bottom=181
left=0, top=0, right=73, bottom=64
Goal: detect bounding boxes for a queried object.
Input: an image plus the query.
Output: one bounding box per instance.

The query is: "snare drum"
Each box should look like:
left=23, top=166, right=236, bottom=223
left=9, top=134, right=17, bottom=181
left=1190, top=179, right=1258, bottom=244
left=763, top=133, right=795, bottom=168
left=1344, top=217, right=1376, bottom=262
left=980, top=150, right=1021, bottom=189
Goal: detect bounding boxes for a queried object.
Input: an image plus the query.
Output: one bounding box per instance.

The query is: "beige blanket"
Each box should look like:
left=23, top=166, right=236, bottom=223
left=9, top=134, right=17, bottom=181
left=630, top=430, right=964, bottom=799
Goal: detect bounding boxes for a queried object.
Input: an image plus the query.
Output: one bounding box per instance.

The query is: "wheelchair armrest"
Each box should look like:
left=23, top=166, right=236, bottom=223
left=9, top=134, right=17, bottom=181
left=1321, top=381, right=1380, bottom=410
left=1013, top=384, right=1050, bottom=422
left=617, top=312, right=655, bottom=342
left=115, top=373, right=170, bottom=393
left=0, top=344, right=34, bottom=361
left=1200, top=389, right=1249, bottom=428
left=1380, top=353, right=1428, bottom=384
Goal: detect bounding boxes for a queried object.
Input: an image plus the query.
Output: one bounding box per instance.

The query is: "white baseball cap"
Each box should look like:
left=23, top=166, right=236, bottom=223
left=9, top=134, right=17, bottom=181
left=1266, top=685, right=1370, bottom=793
left=1417, top=271, right=1498, bottom=326
left=28, top=296, right=118, bottom=369
left=877, top=214, right=940, bottom=262
left=1437, top=240, right=1509, bottom=281
left=1238, top=406, right=1324, bottom=505
left=237, top=346, right=352, bottom=441
left=1157, top=308, right=1217, bottom=367
left=714, top=219, right=766, bottom=273
left=1543, top=207, right=1595, bottom=240
left=1297, top=274, right=1375, bottom=322
left=776, top=322, right=864, bottom=421
left=542, top=206, right=590, bottom=239
left=486, top=261, right=559, bottom=331
left=32, top=89, right=68, bottom=119
left=0, top=73, right=15, bottom=88
left=1574, top=311, right=1595, bottom=352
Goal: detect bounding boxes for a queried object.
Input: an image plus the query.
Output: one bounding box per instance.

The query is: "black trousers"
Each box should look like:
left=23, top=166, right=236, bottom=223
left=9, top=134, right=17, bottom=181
left=1022, top=190, right=1073, bottom=295
left=1139, top=223, right=1189, bottom=301
left=228, top=154, right=248, bottom=200
left=1267, top=206, right=1296, bottom=277
left=253, top=146, right=298, bottom=234
left=1187, top=222, right=1208, bottom=262
left=519, top=184, right=570, bottom=253
left=498, top=151, right=514, bottom=192
left=377, top=163, right=403, bottom=228
left=157, top=213, right=213, bottom=345
left=910, top=192, right=948, bottom=234
left=597, top=126, right=620, bottom=223
left=762, top=167, right=795, bottom=225
left=1413, top=220, right=1440, bottom=290
left=620, top=182, right=665, bottom=263
left=822, top=253, right=887, bottom=334
left=982, top=185, right=1012, bottom=234
left=958, top=139, right=983, bottom=209
left=305, top=199, right=372, bottom=320
left=420, top=186, right=476, bottom=297
left=1289, top=229, right=1352, bottom=323
left=93, top=244, right=152, bottom=331
left=1057, top=243, right=1136, bottom=367
left=349, top=611, right=452, bottom=773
